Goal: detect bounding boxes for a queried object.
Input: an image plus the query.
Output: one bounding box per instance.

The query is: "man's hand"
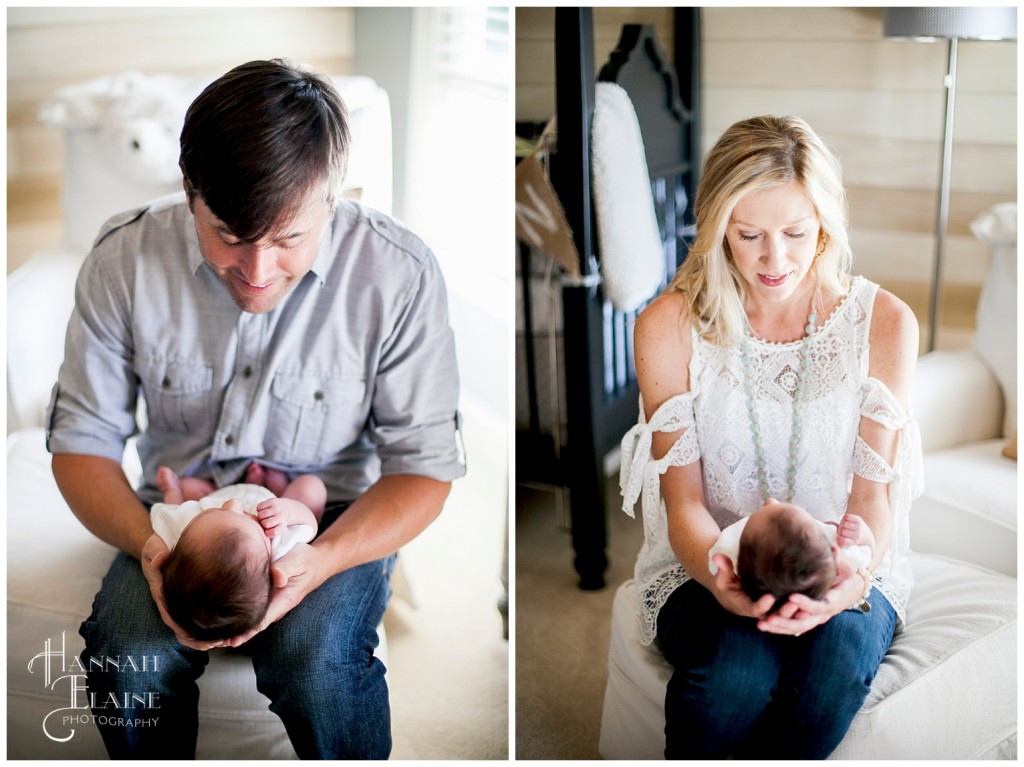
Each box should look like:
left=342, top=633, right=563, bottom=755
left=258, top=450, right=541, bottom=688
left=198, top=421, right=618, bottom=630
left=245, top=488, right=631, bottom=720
left=220, top=542, right=330, bottom=648
left=219, top=474, right=450, bottom=648
left=710, top=553, right=775, bottom=619
left=140, top=533, right=230, bottom=652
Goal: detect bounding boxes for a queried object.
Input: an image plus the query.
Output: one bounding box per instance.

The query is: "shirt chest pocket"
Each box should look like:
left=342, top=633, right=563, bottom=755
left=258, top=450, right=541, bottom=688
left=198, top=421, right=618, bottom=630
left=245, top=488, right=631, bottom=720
left=267, top=371, right=367, bottom=465
left=139, top=358, right=214, bottom=434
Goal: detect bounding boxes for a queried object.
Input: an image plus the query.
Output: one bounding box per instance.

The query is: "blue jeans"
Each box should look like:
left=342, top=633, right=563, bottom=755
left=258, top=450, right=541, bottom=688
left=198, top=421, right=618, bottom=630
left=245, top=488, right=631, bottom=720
left=79, top=505, right=394, bottom=759
left=657, top=579, right=896, bottom=759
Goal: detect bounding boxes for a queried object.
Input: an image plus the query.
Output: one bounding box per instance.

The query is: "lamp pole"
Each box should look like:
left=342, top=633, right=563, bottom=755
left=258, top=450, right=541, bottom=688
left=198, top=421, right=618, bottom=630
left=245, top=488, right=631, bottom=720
left=883, top=6, right=1016, bottom=351
left=929, top=35, right=958, bottom=352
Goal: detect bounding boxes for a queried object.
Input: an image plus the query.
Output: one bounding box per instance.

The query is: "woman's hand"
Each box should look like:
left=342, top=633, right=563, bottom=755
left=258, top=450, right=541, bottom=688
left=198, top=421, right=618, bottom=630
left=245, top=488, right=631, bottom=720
left=756, top=558, right=865, bottom=636
left=710, top=554, right=776, bottom=619
left=140, top=532, right=230, bottom=651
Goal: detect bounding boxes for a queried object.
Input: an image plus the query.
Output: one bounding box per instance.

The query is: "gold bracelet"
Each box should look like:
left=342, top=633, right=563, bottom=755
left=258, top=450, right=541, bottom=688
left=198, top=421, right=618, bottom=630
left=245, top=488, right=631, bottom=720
left=854, top=567, right=873, bottom=613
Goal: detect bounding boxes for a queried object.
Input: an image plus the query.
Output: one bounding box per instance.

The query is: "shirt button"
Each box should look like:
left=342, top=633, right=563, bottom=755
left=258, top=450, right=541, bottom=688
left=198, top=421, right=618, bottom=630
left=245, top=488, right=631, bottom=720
left=162, top=376, right=171, bottom=388
left=243, top=366, right=253, bottom=378
left=224, top=435, right=235, bottom=446
left=314, top=391, right=324, bottom=401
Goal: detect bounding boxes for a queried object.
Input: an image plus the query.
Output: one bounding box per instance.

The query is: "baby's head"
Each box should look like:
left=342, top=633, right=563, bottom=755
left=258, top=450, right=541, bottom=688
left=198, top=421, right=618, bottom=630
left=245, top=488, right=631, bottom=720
left=737, top=499, right=836, bottom=609
left=162, top=499, right=273, bottom=641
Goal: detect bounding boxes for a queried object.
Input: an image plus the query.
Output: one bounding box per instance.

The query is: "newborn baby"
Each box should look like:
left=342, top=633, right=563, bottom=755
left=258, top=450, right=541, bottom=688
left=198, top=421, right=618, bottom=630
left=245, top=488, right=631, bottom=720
left=709, top=499, right=874, bottom=613
left=152, top=464, right=326, bottom=640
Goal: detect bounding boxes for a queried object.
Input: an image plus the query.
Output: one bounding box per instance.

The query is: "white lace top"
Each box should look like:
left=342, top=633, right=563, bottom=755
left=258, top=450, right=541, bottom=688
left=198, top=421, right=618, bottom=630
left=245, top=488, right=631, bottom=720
left=620, top=277, right=923, bottom=646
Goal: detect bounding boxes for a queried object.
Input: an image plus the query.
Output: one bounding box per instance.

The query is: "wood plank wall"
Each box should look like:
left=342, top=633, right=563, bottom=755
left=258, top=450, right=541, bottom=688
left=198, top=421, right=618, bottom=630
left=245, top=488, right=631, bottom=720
left=7, top=7, right=356, bottom=274
left=515, top=7, right=1017, bottom=352
left=516, top=7, right=675, bottom=120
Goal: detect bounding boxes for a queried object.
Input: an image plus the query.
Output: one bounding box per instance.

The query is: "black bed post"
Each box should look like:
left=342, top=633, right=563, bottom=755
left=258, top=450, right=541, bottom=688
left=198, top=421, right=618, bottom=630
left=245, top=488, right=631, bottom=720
left=674, top=7, right=701, bottom=223
left=553, top=7, right=608, bottom=590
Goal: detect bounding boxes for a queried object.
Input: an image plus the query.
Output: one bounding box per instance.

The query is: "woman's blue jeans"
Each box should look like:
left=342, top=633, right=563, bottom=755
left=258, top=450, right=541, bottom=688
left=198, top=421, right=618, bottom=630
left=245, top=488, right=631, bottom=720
left=657, top=578, right=896, bottom=759
left=78, top=508, right=395, bottom=759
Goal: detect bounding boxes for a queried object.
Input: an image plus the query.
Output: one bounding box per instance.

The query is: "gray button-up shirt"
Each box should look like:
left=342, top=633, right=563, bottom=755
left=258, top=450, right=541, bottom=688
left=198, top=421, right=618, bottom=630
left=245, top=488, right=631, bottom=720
left=48, top=192, right=465, bottom=505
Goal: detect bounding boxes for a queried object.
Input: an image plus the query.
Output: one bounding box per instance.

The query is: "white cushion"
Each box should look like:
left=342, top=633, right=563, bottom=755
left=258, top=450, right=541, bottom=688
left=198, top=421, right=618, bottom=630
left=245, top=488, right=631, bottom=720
left=599, top=581, right=671, bottom=760
left=970, top=202, right=1016, bottom=438
left=910, top=439, right=1017, bottom=576
left=911, top=350, right=1003, bottom=453
left=7, top=427, right=387, bottom=758
left=600, top=556, right=1016, bottom=760
left=591, top=82, right=665, bottom=312
left=6, top=247, right=84, bottom=434
left=831, top=554, right=1016, bottom=759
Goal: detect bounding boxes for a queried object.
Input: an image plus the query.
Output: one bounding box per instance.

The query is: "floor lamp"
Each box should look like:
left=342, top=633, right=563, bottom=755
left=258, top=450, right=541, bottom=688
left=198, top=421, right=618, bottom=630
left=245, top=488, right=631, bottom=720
left=883, top=7, right=1017, bottom=352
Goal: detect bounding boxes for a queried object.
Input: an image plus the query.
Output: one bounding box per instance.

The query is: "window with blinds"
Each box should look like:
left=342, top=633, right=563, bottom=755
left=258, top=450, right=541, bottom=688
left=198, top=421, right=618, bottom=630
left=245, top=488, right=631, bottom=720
left=433, top=7, right=509, bottom=96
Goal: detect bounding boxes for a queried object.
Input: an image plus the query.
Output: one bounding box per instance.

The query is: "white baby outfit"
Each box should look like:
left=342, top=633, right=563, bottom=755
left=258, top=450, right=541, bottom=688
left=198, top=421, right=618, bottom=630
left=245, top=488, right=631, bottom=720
left=151, top=483, right=315, bottom=561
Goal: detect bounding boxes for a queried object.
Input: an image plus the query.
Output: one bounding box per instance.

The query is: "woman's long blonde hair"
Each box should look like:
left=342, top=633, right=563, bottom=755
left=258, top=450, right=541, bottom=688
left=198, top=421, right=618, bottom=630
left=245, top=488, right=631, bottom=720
left=668, top=115, right=852, bottom=345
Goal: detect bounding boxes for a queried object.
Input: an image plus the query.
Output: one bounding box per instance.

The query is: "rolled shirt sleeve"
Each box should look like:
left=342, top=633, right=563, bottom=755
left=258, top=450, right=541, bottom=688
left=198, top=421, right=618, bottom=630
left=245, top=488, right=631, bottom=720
left=47, top=210, right=145, bottom=463
left=368, top=245, right=464, bottom=480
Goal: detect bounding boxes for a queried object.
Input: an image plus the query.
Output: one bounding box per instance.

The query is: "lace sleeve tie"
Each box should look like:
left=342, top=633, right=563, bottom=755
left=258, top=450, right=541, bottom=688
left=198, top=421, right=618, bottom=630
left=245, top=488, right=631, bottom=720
left=620, top=390, right=701, bottom=539
left=856, top=377, right=924, bottom=513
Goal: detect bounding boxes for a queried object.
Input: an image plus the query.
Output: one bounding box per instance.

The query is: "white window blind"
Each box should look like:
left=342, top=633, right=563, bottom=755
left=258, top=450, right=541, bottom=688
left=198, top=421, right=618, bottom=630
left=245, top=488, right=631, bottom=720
left=433, top=7, right=509, bottom=96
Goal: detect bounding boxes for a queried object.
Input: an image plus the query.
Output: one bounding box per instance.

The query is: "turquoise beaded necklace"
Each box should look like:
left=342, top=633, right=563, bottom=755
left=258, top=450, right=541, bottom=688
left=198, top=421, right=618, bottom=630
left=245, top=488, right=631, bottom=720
left=740, top=306, right=818, bottom=503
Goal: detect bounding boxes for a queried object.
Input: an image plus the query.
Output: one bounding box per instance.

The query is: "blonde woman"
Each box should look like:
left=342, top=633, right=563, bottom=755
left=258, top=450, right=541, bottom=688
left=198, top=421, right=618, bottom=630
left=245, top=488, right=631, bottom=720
left=620, top=115, right=921, bottom=758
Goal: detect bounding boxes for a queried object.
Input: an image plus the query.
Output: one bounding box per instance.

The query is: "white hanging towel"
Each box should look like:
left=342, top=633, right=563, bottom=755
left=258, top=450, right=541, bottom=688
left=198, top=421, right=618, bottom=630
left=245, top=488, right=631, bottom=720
left=591, top=82, right=666, bottom=313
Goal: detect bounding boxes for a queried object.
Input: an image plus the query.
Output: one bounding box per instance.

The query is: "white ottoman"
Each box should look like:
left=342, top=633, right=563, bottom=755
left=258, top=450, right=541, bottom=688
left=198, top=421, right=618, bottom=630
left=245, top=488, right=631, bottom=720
left=7, top=428, right=387, bottom=759
left=599, top=554, right=1016, bottom=760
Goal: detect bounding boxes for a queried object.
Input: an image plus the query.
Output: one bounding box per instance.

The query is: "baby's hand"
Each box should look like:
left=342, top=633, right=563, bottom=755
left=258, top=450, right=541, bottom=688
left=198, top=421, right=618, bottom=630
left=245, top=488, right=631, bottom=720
left=836, top=513, right=865, bottom=549
left=256, top=498, right=289, bottom=537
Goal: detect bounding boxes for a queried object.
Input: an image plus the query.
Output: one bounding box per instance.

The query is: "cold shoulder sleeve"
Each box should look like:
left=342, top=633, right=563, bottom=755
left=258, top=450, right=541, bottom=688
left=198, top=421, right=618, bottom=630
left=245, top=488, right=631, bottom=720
left=619, top=391, right=701, bottom=542
left=856, top=377, right=924, bottom=500
left=855, top=377, right=924, bottom=606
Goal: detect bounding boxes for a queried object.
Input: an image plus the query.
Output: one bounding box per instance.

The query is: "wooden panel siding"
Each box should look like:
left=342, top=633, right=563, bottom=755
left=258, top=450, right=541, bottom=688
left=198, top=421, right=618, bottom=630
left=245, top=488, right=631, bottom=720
left=515, top=7, right=675, bottom=123
left=703, top=8, right=1015, bottom=351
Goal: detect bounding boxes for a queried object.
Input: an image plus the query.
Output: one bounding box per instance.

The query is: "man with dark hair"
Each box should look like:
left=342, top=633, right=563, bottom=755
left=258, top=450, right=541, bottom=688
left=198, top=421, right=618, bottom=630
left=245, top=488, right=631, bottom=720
left=48, top=59, right=464, bottom=759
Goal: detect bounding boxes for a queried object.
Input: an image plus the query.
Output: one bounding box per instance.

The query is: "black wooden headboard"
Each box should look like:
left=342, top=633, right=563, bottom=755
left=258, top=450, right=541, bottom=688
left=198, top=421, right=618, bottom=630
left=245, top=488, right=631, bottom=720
left=517, top=8, right=700, bottom=589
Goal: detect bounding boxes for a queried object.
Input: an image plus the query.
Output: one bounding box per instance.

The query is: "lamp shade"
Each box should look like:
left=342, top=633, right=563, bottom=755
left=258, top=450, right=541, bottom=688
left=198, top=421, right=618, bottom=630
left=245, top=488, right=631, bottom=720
left=884, top=7, right=1017, bottom=41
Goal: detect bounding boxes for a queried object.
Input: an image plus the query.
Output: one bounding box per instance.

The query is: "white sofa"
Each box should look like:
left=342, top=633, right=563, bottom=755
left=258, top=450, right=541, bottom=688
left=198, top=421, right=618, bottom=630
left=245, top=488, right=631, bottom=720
left=598, top=204, right=1018, bottom=760
left=7, top=72, right=394, bottom=759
